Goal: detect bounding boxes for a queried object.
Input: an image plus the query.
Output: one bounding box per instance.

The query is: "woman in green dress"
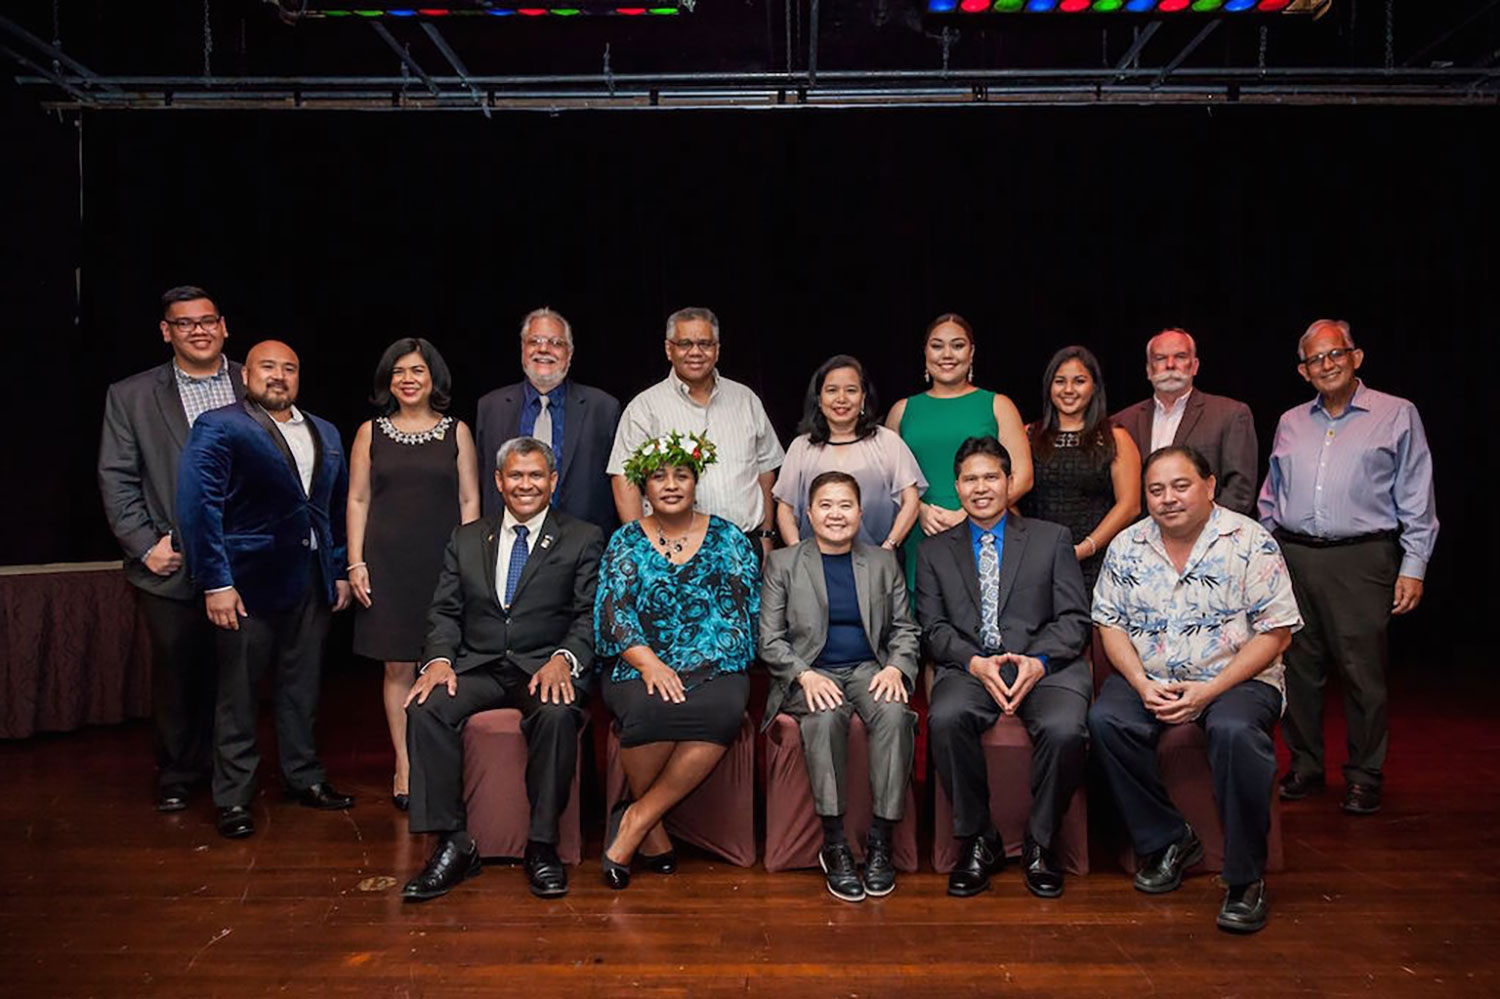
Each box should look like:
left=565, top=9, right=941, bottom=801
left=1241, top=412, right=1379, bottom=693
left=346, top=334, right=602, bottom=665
left=885, top=313, right=1034, bottom=598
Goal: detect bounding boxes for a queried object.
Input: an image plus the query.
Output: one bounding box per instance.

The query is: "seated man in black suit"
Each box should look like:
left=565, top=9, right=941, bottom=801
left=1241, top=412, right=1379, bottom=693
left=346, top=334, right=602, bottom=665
left=402, top=437, right=604, bottom=902
left=916, top=436, right=1092, bottom=899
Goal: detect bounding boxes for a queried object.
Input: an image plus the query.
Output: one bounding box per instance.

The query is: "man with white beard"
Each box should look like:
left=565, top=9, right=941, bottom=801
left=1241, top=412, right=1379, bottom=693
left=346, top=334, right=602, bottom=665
left=476, top=308, right=622, bottom=532
left=1112, top=328, right=1259, bottom=515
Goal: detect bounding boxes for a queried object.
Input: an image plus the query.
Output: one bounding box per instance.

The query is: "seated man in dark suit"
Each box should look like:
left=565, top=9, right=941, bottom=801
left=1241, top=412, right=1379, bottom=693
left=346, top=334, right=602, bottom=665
left=176, top=340, right=354, bottom=840
left=402, top=437, right=604, bottom=902
left=916, top=436, right=1091, bottom=899
left=1112, top=328, right=1258, bottom=515
left=476, top=308, right=621, bottom=533
left=760, top=471, right=921, bottom=903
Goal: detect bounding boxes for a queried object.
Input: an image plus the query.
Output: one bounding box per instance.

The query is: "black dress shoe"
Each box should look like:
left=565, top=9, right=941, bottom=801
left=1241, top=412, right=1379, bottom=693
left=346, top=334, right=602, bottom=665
left=524, top=841, right=569, bottom=898
left=819, top=843, right=865, bottom=903
left=638, top=849, right=677, bottom=875
left=1133, top=825, right=1203, bottom=894
left=402, top=835, right=482, bottom=902
left=1341, top=782, right=1382, bottom=815
left=601, top=799, right=632, bottom=890
left=156, top=783, right=191, bottom=813
left=1022, top=835, right=1064, bottom=899
left=1217, top=879, right=1269, bottom=933
left=1278, top=771, right=1326, bottom=801
left=947, top=832, right=1003, bottom=898
left=284, top=782, right=354, bottom=810
left=863, top=839, right=896, bottom=897
left=216, top=805, right=255, bottom=839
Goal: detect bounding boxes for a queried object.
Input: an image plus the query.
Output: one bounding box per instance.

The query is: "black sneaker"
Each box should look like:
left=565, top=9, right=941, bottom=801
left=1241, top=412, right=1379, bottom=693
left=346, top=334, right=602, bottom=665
left=863, top=839, right=896, bottom=897
left=819, top=843, right=865, bottom=903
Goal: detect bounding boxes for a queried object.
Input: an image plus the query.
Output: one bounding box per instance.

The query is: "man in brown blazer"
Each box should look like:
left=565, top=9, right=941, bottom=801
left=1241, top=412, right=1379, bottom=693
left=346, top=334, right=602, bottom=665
left=1113, top=328, right=1259, bottom=515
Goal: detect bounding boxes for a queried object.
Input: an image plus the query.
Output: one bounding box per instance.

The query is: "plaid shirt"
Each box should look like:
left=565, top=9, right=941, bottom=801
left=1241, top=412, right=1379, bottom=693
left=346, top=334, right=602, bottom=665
left=175, top=357, right=237, bottom=427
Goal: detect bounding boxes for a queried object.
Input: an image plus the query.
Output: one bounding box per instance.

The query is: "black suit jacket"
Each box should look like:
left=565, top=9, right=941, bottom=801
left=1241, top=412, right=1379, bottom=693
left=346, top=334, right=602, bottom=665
left=914, top=514, right=1092, bottom=700
left=421, top=508, right=604, bottom=689
left=98, top=359, right=245, bottom=600
left=475, top=378, right=621, bottom=533
left=1113, top=390, right=1259, bottom=515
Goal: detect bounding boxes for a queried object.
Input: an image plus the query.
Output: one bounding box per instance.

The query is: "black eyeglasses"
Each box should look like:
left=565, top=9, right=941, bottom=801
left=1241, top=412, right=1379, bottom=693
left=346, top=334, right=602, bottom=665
left=1298, top=347, right=1355, bottom=368
left=166, top=316, right=223, bottom=333
left=667, top=338, right=718, bottom=353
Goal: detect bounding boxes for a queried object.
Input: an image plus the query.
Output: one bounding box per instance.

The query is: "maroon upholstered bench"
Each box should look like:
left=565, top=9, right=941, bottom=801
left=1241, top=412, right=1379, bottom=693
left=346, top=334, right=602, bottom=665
left=1117, top=722, right=1286, bottom=874
left=762, top=712, right=920, bottom=873
left=461, top=708, right=584, bottom=864
left=931, top=713, right=1090, bottom=875
left=604, top=713, right=757, bottom=868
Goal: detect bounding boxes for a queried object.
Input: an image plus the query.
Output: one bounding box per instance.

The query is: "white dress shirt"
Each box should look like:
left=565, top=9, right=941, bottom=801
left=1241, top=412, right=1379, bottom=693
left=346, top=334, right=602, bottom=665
left=1151, top=388, right=1193, bottom=453
left=492, top=504, right=582, bottom=677
left=268, top=404, right=317, bottom=549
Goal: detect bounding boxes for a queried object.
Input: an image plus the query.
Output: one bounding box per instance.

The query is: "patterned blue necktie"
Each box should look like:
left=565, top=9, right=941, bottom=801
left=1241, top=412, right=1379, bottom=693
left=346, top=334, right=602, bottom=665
left=978, top=531, right=1002, bottom=653
left=504, top=524, right=530, bottom=606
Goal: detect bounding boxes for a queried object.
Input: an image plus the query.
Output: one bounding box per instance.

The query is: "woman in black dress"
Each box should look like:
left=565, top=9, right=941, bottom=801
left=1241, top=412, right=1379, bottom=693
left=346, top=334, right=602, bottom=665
left=1022, top=346, right=1141, bottom=594
left=347, top=338, right=480, bottom=810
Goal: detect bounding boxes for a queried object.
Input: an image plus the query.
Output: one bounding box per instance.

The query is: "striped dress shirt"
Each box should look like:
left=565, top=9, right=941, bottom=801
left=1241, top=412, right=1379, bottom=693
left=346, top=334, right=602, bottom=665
left=1257, top=380, right=1438, bottom=580
left=608, top=369, right=785, bottom=531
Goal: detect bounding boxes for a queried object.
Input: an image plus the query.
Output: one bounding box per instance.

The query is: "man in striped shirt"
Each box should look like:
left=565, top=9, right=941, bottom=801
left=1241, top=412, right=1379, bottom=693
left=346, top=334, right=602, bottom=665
left=1258, top=319, right=1438, bottom=816
left=607, top=307, right=784, bottom=560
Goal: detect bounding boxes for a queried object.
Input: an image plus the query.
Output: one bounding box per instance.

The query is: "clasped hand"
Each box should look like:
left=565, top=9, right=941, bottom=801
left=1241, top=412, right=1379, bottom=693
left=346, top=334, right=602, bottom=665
left=968, top=652, right=1044, bottom=715
left=1141, top=679, right=1214, bottom=724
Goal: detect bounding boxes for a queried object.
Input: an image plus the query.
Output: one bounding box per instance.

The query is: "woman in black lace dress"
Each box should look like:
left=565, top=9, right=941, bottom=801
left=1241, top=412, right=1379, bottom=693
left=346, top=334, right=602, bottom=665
left=1022, top=346, right=1141, bottom=594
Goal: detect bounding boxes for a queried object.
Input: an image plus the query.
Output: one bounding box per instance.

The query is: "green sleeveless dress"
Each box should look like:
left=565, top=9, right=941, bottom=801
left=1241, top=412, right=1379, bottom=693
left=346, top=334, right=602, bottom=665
left=897, top=389, right=998, bottom=600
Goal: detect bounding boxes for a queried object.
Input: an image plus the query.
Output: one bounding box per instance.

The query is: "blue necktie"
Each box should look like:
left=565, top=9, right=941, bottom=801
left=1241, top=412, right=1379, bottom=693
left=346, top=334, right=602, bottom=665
left=504, top=525, right=530, bottom=606
left=978, top=531, right=1002, bottom=653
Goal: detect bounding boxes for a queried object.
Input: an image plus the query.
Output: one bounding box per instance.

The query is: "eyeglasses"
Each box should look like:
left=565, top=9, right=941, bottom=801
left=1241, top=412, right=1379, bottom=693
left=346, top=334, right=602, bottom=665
left=167, top=315, right=222, bottom=333
left=1298, top=347, right=1356, bottom=368
left=668, top=338, right=719, bottom=353
left=524, top=336, right=568, bottom=350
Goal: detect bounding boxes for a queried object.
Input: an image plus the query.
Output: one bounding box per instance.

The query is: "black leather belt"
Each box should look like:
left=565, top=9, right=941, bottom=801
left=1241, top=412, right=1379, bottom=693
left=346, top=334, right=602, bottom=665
left=1274, top=528, right=1399, bottom=549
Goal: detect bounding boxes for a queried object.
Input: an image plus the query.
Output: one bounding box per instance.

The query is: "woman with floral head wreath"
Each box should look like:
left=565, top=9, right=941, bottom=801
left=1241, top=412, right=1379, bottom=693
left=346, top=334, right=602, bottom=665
left=593, top=431, right=760, bottom=889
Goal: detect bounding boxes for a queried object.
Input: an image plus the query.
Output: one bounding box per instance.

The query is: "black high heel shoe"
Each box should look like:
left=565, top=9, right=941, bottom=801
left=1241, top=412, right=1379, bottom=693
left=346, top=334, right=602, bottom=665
left=638, top=848, right=677, bottom=875
left=601, top=799, right=633, bottom=890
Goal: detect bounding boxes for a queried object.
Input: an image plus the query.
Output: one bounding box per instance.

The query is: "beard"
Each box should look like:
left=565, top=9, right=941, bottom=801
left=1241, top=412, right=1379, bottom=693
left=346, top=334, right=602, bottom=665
left=249, top=382, right=295, bottom=411
left=1149, top=371, right=1190, bottom=396
left=523, top=361, right=569, bottom=392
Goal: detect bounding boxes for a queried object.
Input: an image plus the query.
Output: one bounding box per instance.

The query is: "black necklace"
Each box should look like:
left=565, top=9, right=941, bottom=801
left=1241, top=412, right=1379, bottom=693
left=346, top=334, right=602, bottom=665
left=651, top=518, right=693, bottom=559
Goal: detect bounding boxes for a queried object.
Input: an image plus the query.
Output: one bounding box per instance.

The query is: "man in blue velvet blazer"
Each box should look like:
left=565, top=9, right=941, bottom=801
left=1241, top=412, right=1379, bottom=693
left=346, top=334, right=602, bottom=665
left=177, top=340, right=354, bottom=839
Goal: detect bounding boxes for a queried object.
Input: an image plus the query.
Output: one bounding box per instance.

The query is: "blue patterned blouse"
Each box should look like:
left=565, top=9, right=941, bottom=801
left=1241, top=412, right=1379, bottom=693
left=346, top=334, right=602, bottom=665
left=594, top=515, right=761, bottom=690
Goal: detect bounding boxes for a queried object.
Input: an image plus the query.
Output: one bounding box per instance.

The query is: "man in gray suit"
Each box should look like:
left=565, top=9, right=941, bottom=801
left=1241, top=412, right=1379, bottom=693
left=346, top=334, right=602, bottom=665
left=1113, top=327, right=1259, bottom=514
left=760, top=471, right=920, bottom=903
left=98, top=285, right=243, bottom=812
left=917, top=436, right=1092, bottom=900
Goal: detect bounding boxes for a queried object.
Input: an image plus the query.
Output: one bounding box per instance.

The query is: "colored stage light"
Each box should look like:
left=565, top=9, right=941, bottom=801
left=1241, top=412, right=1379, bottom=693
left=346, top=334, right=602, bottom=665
left=961, top=0, right=990, bottom=11
left=616, top=6, right=647, bottom=12
left=417, top=7, right=451, bottom=13
left=1158, top=0, right=1190, bottom=10
left=1025, top=0, right=1058, bottom=9
left=1092, top=0, right=1124, bottom=9
left=516, top=6, right=547, bottom=12
left=388, top=8, right=417, bottom=15
left=1190, top=0, right=1223, bottom=8
left=1125, top=0, right=1157, bottom=11
left=1256, top=0, right=1290, bottom=8
left=552, top=6, right=581, bottom=12
left=1060, top=0, right=1091, bottom=10
left=647, top=6, right=679, bottom=11
left=354, top=9, right=384, bottom=15
left=928, top=0, right=958, bottom=11
left=1224, top=0, right=1256, bottom=7
left=993, top=0, right=1026, bottom=10
left=487, top=7, right=516, bottom=12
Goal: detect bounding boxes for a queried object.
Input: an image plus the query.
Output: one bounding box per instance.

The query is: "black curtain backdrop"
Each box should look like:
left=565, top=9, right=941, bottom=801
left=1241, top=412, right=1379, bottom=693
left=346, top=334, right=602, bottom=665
left=4, top=95, right=1494, bottom=661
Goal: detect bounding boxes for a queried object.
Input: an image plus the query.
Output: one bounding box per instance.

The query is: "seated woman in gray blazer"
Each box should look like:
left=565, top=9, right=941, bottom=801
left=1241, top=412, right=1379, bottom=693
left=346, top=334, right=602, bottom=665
left=759, top=471, right=921, bottom=903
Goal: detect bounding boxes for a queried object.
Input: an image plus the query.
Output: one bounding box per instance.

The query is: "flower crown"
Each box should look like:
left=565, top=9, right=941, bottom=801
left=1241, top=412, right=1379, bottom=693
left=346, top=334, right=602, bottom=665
left=623, top=430, right=718, bottom=488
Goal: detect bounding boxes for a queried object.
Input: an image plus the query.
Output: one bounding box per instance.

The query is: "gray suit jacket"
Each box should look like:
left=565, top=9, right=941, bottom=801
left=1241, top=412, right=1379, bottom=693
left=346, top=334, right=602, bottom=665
left=1113, top=389, right=1259, bottom=515
left=758, top=539, right=921, bottom=727
left=98, top=359, right=245, bottom=600
left=914, top=514, right=1092, bottom=700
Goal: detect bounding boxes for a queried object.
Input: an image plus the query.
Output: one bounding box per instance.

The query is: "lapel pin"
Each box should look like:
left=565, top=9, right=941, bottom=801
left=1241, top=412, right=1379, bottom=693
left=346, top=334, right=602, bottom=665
left=539, top=534, right=554, bottom=550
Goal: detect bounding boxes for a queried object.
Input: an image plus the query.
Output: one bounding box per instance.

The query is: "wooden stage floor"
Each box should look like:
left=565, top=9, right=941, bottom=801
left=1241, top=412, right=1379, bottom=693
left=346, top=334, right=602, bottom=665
left=3, top=666, right=1498, bottom=998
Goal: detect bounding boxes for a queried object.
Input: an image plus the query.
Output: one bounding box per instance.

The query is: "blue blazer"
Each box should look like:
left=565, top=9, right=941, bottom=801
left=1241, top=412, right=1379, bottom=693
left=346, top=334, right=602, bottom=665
left=177, top=400, right=349, bottom=616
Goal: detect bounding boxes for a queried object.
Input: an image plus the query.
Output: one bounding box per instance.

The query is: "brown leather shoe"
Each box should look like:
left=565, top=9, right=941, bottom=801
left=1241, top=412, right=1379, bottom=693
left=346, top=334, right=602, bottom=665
left=1341, top=782, right=1381, bottom=815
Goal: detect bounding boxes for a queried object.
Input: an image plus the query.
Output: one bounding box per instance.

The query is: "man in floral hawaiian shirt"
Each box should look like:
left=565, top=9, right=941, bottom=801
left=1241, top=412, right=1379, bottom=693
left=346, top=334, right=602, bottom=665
left=1088, top=445, right=1302, bottom=935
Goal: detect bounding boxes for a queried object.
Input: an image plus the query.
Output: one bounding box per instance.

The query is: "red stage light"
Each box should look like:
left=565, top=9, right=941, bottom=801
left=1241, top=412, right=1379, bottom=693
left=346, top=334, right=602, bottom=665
left=517, top=6, right=548, bottom=13
left=1256, top=0, right=1291, bottom=8
left=960, top=0, right=990, bottom=11
left=1158, top=0, right=1190, bottom=9
left=617, top=6, right=647, bottom=11
left=417, top=7, right=450, bottom=13
left=1060, top=0, right=1090, bottom=9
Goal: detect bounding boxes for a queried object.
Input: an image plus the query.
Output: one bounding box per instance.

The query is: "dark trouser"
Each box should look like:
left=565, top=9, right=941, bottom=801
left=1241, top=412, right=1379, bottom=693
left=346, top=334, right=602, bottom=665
left=211, top=578, right=331, bottom=808
left=1088, top=673, right=1281, bottom=886
left=406, top=660, right=585, bottom=844
left=928, top=668, right=1089, bottom=849
left=137, top=590, right=218, bottom=789
left=781, top=662, right=916, bottom=821
left=1279, top=537, right=1400, bottom=788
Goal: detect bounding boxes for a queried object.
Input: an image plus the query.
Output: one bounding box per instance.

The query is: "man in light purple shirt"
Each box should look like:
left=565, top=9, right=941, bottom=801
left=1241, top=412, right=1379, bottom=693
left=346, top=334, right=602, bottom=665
left=1257, top=319, right=1438, bottom=817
